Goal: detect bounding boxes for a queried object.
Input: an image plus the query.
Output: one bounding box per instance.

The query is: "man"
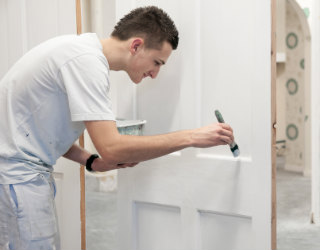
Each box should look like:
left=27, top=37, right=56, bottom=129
left=0, top=6, right=234, bottom=250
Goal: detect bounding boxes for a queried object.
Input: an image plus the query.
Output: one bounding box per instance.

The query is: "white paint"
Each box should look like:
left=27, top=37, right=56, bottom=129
left=116, top=0, right=272, bottom=249
left=200, top=210, right=253, bottom=250
left=133, top=202, right=182, bottom=250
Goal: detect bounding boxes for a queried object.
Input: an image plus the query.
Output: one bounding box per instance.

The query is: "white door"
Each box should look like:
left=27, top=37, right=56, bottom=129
left=0, top=1, right=81, bottom=249
left=116, top=0, right=272, bottom=249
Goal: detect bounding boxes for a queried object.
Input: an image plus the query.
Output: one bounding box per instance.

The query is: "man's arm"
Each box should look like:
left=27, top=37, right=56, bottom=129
left=62, top=143, right=137, bottom=171
left=63, top=144, right=91, bottom=166
left=84, top=120, right=234, bottom=171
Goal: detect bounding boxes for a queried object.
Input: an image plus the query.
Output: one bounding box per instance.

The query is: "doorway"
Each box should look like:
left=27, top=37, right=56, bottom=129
left=275, top=0, right=320, bottom=249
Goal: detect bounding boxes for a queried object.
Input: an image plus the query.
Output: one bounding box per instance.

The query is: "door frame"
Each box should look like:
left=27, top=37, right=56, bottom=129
left=311, top=0, right=320, bottom=226
left=75, top=0, right=86, bottom=249
left=271, top=0, right=277, bottom=249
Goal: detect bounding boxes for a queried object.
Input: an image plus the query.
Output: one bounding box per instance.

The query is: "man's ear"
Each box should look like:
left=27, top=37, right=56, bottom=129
left=130, top=38, right=144, bottom=54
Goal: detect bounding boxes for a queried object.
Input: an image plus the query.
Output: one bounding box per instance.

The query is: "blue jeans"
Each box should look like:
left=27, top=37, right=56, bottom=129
left=0, top=174, right=60, bottom=250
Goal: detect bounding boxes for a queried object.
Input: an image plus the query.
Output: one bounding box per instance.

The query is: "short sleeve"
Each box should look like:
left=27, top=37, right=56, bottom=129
left=59, top=54, right=115, bottom=121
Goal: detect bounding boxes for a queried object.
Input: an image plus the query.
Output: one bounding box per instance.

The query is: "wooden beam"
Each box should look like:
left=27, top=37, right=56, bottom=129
left=79, top=134, right=86, bottom=250
left=75, top=0, right=86, bottom=249
left=271, top=0, right=277, bottom=249
left=76, top=0, right=82, bottom=35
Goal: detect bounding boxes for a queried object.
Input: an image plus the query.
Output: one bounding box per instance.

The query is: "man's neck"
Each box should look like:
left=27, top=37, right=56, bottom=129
left=100, top=37, right=129, bottom=71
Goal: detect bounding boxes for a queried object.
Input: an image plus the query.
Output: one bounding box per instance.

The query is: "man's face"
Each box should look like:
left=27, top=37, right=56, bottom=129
left=127, top=41, right=173, bottom=84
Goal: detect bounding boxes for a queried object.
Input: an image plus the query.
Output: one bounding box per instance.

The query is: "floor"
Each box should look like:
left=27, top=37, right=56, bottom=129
left=86, top=160, right=320, bottom=250
left=277, top=167, right=320, bottom=250
left=86, top=189, right=117, bottom=250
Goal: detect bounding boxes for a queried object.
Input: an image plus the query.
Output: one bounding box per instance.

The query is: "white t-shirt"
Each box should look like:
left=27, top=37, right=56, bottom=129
left=0, top=33, right=115, bottom=184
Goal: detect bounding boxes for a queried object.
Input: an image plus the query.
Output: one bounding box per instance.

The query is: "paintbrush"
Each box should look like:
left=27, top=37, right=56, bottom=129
left=215, top=110, right=240, bottom=157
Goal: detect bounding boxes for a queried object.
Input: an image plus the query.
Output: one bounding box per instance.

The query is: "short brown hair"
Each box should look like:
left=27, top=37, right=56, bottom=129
left=111, top=6, right=179, bottom=50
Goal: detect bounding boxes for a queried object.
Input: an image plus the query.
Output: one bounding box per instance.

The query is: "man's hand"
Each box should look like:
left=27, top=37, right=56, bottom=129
left=191, top=123, right=234, bottom=148
left=91, top=157, right=139, bottom=172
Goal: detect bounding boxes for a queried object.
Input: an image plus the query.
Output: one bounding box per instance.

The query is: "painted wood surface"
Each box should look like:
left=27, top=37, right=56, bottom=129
left=271, top=0, right=277, bottom=249
left=115, top=0, right=272, bottom=249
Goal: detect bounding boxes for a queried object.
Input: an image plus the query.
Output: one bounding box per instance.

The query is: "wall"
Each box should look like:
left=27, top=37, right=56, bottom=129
left=276, top=0, right=311, bottom=176
left=294, top=0, right=320, bottom=224
left=285, top=1, right=310, bottom=173
left=279, top=0, right=320, bottom=224
left=310, top=0, right=320, bottom=224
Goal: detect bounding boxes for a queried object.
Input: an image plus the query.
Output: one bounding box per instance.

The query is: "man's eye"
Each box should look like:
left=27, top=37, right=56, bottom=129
left=154, top=61, right=160, bottom=66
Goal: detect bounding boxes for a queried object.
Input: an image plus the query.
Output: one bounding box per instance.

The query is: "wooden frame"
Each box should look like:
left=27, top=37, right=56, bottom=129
left=75, top=0, right=86, bottom=249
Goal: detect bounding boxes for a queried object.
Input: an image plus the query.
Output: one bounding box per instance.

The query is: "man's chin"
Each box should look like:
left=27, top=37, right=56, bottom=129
left=132, top=77, right=143, bottom=84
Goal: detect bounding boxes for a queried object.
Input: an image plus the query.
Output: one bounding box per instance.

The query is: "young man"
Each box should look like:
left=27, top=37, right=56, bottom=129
left=0, top=6, right=234, bottom=250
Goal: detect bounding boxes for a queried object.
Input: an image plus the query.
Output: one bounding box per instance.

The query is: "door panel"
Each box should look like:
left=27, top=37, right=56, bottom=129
left=115, top=0, right=272, bottom=249
left=200, top=211, right=253, bottom=250
left=133, top=202, right=183, bottom=250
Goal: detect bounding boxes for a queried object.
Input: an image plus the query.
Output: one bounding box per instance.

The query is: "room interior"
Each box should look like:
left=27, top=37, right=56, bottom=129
left=1, top=0, right=320, bottom=249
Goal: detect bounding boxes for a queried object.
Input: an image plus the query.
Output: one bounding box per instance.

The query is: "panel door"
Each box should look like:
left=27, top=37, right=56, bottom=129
left=0, top=1, right=81, bottom=249
left=116, top=0, right=272, bottom=250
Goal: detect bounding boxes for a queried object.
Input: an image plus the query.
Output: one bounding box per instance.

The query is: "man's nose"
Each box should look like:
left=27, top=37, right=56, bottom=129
left=150, top=68, right=160, bottom=79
